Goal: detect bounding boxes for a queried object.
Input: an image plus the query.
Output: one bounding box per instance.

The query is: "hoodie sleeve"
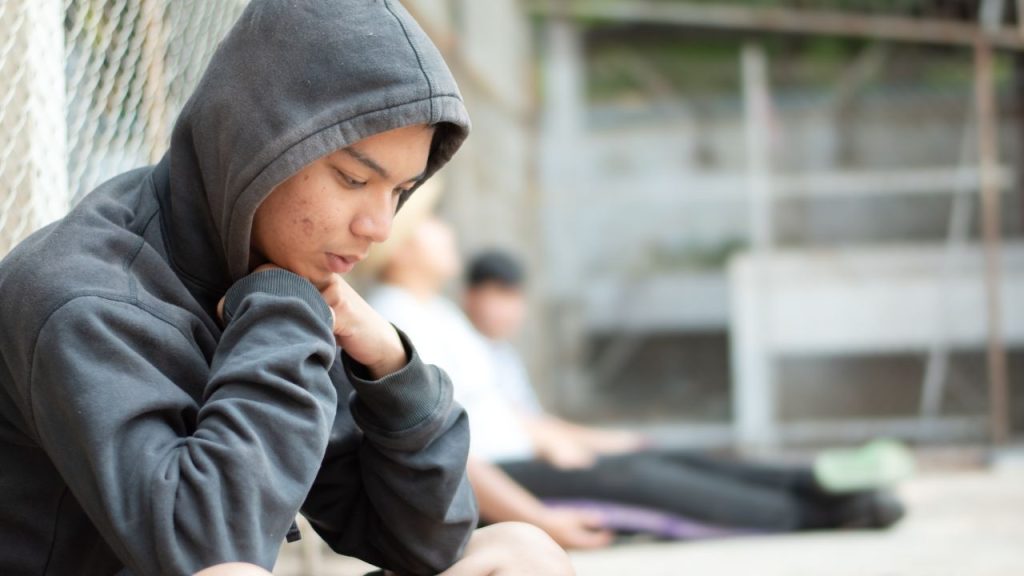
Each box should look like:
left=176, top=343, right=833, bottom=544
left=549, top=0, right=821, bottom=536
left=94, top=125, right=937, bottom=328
left=27, top=269, right=338, bottom=575
left=300, top=329, right=477, bottom=576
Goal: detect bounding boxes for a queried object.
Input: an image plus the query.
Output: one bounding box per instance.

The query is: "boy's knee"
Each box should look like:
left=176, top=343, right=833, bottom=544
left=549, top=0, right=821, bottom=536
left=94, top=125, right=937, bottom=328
left=192, top=562, right=273, bottom=576
left=473, top=522, right=574, bottom=575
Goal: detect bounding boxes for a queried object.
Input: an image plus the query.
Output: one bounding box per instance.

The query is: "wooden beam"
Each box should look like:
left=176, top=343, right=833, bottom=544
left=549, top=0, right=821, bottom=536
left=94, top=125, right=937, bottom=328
left=772, top=166, right=1015, bottom=198
left=528, top=1, right=1024, bottom=51
left=1019, top=0, right=1024, bottom=38
left=974, top=38, right=1012, bottom=445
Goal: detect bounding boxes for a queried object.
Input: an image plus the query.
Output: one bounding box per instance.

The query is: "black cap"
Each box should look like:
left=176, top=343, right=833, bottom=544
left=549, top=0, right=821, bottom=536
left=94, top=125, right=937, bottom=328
left=466, top=249, right=525, bottom=288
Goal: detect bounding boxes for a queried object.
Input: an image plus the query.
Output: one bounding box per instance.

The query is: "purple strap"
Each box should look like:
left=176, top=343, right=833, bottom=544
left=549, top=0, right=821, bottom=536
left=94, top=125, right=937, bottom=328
left=542, top=499, right=760, bottom=541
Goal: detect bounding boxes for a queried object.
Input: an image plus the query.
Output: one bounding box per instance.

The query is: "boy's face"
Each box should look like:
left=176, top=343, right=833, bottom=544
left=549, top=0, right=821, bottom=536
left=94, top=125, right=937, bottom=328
left=250, top=124, right=434, bottom=289
left=464, top=282, right=526, bottom=341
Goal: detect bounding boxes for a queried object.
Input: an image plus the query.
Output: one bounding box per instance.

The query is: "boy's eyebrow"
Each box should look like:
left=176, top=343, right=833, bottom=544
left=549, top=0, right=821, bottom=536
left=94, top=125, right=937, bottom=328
left=340, top=146, right=428, bottom=184
left=341, top=146, right=389, bottom=179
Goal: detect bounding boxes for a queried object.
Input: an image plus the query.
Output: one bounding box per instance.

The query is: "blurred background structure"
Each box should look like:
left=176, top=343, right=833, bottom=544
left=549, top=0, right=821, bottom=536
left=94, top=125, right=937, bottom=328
left=1, top=0, right=1022, bottom=454
left=527, top=0, right=1024, bottom=453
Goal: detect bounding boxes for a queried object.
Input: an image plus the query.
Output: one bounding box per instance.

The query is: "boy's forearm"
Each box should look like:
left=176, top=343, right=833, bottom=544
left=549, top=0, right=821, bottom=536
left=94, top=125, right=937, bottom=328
left=311, top=339, right=476, bottom=575
left=342, top=328, right=445, bottom=437
left=30, top=276, right=339, bottom=574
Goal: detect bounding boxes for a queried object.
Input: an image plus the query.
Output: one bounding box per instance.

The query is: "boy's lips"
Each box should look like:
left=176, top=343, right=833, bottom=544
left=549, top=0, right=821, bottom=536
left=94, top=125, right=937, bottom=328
left=326, top=252, right=362, bottom=274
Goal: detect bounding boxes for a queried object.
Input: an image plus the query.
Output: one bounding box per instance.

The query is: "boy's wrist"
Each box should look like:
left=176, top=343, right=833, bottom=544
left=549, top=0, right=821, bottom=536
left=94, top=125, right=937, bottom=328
left=342, top=327, right=446, bottom=433
left=365, top=327, right=408, bottom=380
left=221, top=268, right=333, bottom=329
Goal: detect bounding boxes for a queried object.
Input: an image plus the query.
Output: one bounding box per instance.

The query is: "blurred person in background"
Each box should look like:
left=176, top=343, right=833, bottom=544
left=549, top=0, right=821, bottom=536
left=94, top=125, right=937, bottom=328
left=463, top=249, right=648, bottom=469
left=368, top=211, right=911, bottom=550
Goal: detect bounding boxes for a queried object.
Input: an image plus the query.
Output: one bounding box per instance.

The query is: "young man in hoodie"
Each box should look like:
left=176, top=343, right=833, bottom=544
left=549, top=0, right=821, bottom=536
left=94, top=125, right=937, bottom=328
left=0, top=2, right=571, bottom=575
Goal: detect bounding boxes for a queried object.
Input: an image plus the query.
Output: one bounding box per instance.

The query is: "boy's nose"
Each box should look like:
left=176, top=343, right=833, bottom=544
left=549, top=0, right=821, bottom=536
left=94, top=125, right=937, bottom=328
left=350, top=193, right=394, bottom=243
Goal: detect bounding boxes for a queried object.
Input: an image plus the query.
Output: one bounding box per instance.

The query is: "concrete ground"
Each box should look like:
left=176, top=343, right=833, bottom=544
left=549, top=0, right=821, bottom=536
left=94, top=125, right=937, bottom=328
left=274, top=449, right=1024, bottom=576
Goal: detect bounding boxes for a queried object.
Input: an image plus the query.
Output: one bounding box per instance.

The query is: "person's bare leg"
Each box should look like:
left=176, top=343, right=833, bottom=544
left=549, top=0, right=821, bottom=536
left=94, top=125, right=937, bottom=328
left=438, top=522, right=574, bottom=576
left=193, top=562, right=273, bottom=576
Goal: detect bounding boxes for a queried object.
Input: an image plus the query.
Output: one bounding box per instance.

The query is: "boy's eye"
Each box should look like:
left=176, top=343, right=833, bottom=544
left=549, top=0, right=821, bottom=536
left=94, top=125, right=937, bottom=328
left=335, top=168, right=366, bottom=188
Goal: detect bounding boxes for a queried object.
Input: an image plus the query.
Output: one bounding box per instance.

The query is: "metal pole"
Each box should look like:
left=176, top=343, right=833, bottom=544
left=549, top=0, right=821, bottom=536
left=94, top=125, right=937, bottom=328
left=743, top=44, right=773, bottom=249
left=973, top=38, right=1012, bottom=444
left=733, top=43, right=778, bottom=452
left=540, top=17, right=590, bottom=414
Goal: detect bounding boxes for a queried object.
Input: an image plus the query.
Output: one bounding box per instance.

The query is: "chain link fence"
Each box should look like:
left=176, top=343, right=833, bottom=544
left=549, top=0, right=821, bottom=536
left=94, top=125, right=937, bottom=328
left=0, top=0, right=247, bottom=257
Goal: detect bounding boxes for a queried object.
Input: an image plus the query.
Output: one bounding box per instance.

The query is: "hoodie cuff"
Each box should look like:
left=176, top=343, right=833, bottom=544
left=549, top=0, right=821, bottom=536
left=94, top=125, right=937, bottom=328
left=342, top=327, right=445, bottom=432
left=222, top=268, right=333, bottom=328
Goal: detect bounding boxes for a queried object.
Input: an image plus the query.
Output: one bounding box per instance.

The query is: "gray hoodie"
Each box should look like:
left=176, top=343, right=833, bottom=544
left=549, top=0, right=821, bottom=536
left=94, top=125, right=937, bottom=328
left=0, top=1, right=474, bottom=574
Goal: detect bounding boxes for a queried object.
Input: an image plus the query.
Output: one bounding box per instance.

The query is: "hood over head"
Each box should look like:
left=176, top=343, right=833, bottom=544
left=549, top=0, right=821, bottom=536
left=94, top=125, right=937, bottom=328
left=161, top=0, right=470, bottom=299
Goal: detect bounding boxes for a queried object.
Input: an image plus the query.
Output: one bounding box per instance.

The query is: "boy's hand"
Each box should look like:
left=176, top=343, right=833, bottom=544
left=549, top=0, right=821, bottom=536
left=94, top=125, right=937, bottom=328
left=217, top=266, right=406, bottom=380
left=216, top=264, right=289, bottom=323
left=319, top=272, right=407, bottom=380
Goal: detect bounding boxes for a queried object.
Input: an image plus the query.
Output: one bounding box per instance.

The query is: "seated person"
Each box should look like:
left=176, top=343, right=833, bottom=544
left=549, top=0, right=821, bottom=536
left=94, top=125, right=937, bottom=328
left=368, top=215, right=910, bottom=551
left=463, top=250, right=648, bottom=469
